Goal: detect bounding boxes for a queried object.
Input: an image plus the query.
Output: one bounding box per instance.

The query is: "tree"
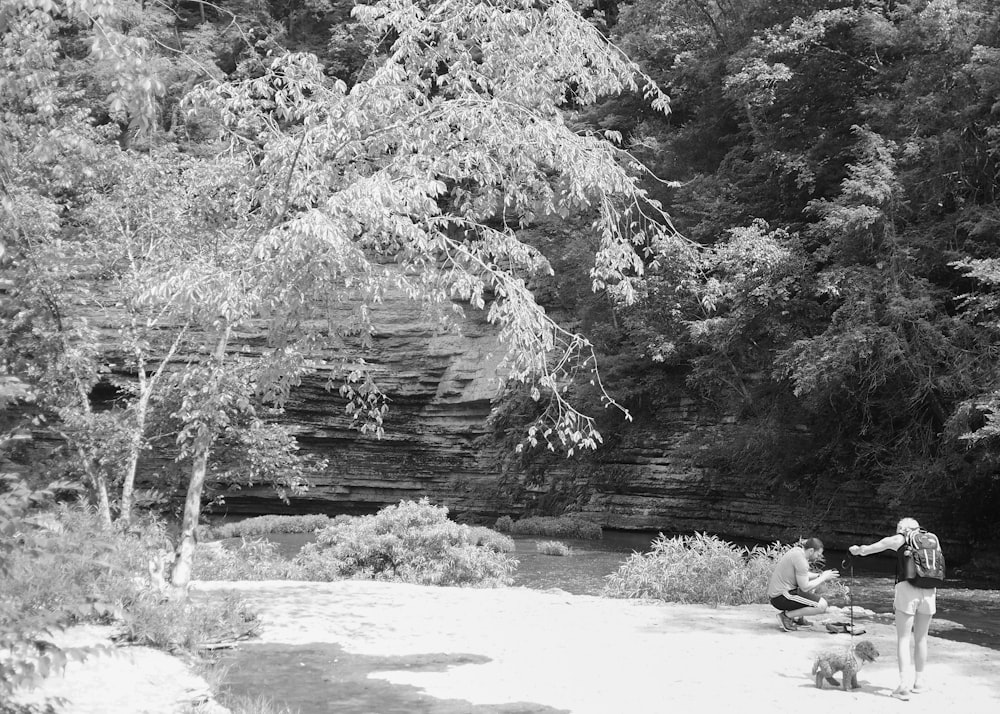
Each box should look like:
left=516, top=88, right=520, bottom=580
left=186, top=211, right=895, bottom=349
left=948, top=256, right=1000, bottom=443
left=1, top=0, right=307, bottom=527
left=136, top=0, right=680, bottom=589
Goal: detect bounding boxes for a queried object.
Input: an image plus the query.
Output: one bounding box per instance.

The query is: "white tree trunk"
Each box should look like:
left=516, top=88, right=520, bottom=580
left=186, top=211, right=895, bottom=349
left=119, top=325, right=186, bottom=526
left=93, top=469, right=113, bottom=529
left=170, top=430, right=210, bottom=590
left=170, top=326, right=228, bottom=591
left=118, top=391, right=148, bottom=527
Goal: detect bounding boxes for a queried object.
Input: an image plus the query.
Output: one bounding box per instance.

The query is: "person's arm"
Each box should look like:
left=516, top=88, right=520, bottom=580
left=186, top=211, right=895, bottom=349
left=789, top=550, right=838, bottom=592
left=849, top=533, right=905, bottom=556
left=796, top=567, right=838, bottom=592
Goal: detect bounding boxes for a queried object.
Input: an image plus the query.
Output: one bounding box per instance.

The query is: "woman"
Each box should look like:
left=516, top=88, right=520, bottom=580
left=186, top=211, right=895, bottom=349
left=849, top=517, right=936, bottom=700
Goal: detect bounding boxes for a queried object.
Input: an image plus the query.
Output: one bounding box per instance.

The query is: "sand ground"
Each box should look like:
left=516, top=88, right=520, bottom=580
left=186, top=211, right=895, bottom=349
left=14, top=579, right=1000, bottom=713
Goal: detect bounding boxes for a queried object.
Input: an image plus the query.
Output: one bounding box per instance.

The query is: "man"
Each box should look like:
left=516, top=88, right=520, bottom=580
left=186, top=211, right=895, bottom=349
left=767, top=537, right=839, bottom=631
left=850, top=517, right=936, bottom=700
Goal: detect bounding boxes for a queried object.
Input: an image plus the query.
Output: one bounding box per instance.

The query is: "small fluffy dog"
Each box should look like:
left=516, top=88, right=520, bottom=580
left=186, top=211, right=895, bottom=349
left=812, top=640, right=880, bottom=690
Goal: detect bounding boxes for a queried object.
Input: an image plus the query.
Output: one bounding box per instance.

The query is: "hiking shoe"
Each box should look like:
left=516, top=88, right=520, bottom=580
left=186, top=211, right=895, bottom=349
left=777, top=612, right=798, bottom=632
left=891, top=687, right=911, bottom=701
left=793, top=616, right=812, bottom=626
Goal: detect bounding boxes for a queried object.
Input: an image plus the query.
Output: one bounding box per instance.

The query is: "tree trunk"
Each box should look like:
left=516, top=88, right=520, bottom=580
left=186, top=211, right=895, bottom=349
left=66, top=369, right=112, bottom=527
left=93, top=469, right=113, bottom=529
left=119, top=387, right=148, bottom=527
left=67, top=438, right=113, bottom=529
left=120, top=325, right=186, bottom=526
left=169, top=429, right=211, bottom=589
left=170, top=325, right=229, bottom=591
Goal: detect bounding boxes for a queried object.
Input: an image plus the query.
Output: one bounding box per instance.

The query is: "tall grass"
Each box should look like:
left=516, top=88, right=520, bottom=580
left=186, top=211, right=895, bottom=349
left=206, top=515, right=330, bottom=540
left=536, top=540, right=572, bottom=556
left=604, top=532, right=787, bottom=606
left=120, top=592, right=259, bottom=650
left=497, top=515, right=602, bottom=540
left=215, top=694, right=300, bottom=714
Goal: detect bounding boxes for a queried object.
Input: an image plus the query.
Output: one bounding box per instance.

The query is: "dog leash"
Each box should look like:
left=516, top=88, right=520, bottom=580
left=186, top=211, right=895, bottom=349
left=841, top=554, right=855, bottom=643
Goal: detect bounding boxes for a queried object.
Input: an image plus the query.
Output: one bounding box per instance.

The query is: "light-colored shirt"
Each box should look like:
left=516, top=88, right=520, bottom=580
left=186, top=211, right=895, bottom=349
left=767, top=546, right=810, bottom=598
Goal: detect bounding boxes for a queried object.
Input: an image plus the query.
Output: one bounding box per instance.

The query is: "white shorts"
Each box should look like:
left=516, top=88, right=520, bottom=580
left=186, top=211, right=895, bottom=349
left=894, top=580, right=936, bottom=616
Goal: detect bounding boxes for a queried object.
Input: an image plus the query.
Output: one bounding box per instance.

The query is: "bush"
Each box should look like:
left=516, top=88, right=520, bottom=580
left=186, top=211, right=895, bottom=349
left=603, top=532, right=787, bottom=606
left=206, top=514, right=331, bottom=540
left=494, top=515, right=514, bottom=533
left=120, top=591, right=259, bottom=651
left=536, top=540, right=572, bottom=556
left=0, top=498, right=260, bottom=660
left=1, top=478, right=102, bottom=705
left=466, top=526, right=516, bottom=553
left=192, top=538, right=302, bottom=581
left=294, top=498, right=518, bottom=586
left=507, top=516, right=602, bottom=540
left=220, top=694, right=300, bottom=714
left=2, top=504, right=171, bottom=621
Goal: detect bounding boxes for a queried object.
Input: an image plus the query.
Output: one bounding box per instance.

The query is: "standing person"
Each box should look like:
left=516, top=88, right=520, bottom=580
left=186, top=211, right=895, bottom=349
left=850, top=517, right=937, bottom=701
left=767, top=537, right=839, bottom=632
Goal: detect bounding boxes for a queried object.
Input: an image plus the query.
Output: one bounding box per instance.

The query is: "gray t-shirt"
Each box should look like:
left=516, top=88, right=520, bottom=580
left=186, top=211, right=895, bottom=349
left=766, top=546, right=809, bottom=598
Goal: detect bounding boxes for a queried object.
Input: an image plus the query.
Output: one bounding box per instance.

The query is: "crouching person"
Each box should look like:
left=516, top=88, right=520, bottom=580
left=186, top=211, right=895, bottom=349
left=767, top=537, right=839, bottom=631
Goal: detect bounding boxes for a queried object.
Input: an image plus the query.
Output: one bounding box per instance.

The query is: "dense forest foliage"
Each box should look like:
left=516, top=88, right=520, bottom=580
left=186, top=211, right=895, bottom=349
left=3, top=0, right=1000, bottom=545
left=591, top=0, right=1000, bottom=534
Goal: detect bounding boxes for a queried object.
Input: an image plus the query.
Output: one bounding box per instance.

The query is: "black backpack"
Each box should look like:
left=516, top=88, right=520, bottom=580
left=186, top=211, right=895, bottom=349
left=902, top=530, right=946, bottom=587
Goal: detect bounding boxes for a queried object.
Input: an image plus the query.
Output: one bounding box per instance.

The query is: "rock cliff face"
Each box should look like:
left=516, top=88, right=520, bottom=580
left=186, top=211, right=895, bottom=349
left=7, top=274, right=971, bottom=563
left=192, top=292, right=973, bottom=562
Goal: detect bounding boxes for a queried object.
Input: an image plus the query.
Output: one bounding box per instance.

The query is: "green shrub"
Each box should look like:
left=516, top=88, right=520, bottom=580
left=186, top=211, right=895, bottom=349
left=206, top=514, right=331, bottom=540
left=120, top=591, right=259, bottom=651
left=294, top=498, right=518, bottom=586
left=536, top=540, right=572, bottom=556
left=218, top=694, right=300, bottom=714
left=494, top=515, right=514, bottom=533
left=1, top=478, right=102, bottom=705
left=466, top=526, right=516, bottom=553
left=1, top=504, right=171, bottom=620
left=507, top=515, right=602, bottom=540
left=1, top=498, right=260, bottom=661
left=603, top=532, right=787, bottom=606
left=192, top=538, right=302, bottom=581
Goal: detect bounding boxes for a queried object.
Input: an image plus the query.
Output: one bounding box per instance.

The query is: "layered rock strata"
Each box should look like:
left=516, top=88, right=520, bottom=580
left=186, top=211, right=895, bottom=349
left=183, top=297, right=971, bottom=561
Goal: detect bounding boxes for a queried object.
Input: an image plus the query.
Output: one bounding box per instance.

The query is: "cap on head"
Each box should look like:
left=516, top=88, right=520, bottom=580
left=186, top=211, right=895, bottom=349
left=896, top=517, right=920, bottom=534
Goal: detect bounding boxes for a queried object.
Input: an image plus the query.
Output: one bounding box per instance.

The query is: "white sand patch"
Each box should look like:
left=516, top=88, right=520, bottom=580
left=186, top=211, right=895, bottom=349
left=193, top=580, right=1000, bottom=713
left=10, top=625, right=223, bottom=714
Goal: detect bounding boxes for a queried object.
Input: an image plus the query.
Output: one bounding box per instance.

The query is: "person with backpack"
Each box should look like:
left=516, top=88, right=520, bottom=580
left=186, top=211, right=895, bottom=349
left=849, top=517, right=946, bottom=701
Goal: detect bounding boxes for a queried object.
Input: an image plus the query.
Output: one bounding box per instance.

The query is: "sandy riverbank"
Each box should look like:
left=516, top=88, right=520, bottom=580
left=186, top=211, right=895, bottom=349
left=15, top=580, right=1000, bottom=713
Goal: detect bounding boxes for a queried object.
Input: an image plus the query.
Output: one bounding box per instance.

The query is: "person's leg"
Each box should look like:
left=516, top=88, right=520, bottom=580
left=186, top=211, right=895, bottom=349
left=777, top=590, right=827, bottom=619
left=912, top=612, right=932, bottom=691
left=787, top=597, right=828, bottom=618
left=894, top=609, right=915, bottom=698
